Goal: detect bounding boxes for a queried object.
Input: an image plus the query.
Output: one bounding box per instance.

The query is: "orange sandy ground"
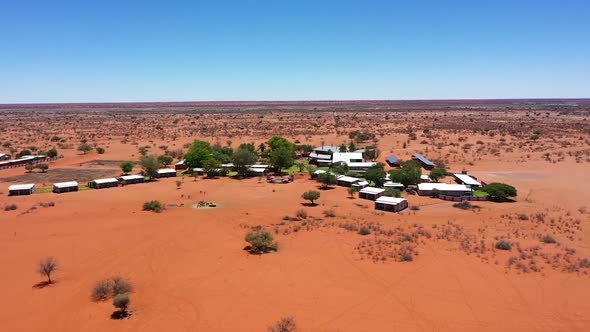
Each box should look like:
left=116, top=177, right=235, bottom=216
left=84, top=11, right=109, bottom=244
left=1, top=135, right=590, bottom=331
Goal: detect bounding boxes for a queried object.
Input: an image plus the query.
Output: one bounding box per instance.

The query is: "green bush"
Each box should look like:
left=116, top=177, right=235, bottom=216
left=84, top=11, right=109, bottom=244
left=482, top=183, right=517, bottom=201
left=302, top=190, right=320, bottom=205
left=143, top=200, right=164, bottom=212
left=245, top=230, right=277, bottom=254
left=113, top=293, right=130, bottom=313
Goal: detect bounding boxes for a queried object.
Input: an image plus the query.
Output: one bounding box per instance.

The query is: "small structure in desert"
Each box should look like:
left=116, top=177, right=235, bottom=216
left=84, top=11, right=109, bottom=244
left=412, top=153, right=435, bottom=170
left=452, top=173, right=482, bottom=188
left=53, top=181, right=79, bottom=193
left=8, top=183, right=35, bottom=196
left=359, top=186, right=385, bottom=200
left=156, top=168, right=177, bottom=178
left=375, top=196, right=408, bottom=212
left=417, top=183, right=472, bottom=197
left=88, top=178, right=119, bottom=189
left=336, top=175, right=360, bottom=187
left=118, top=174, right=145, bottom=185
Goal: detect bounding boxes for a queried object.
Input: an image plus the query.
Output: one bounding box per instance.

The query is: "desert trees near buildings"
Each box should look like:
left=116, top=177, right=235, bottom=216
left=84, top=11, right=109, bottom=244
left=318, top=172, right=337, bottom=189
left=267, top=136, right=295, bottom=173
left=139, top=155, right=161, bottom=180
left=184, top=140, right=213, bottom=168
left=202, top=158, right=221, bottom=178
left=482, top=183, right=517, bottom=201
left=38, top=256, right=57, bottom=284
left=365, top=163, right=387, bottom=187
left=232, top=147, right=258, bottom=176
left=429, top=166, right=449, bottom=182
left=302, top=190, right=320, bottom=205
left=157, top=155, right=174, bottom=167
left=120, top=161, right=134, bottom=174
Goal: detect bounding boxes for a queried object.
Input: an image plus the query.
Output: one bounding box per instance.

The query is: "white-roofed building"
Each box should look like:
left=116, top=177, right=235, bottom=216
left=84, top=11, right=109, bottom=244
left=420, top=174, right=432, bottom=183
left=452, top=173, right=482, bottom=188
left=156, top=168, right=177, bottom=178
left=336, top=175, right=360, bottom=187
left=383, top=181, right=404, bottom=189
left=174, top=159, right=187, bottom=170
left=118, top=174, right=145, bottom=185
left=53, top=181, right=79, bottom=193
left=359, top=186, right=386, bottom=200
left=8, top=183, right=35, bottom=196
left=417, top=183, right=472, bottom=197
left=352, top=180, right=370, bottom=190
left=375, top=196, right=408, bottom=212
left=88, top=178, right=119, bottom=189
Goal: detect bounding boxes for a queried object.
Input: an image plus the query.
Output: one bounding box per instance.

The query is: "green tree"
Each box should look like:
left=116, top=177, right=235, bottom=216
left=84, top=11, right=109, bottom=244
left=46, top=148, right=58, bottom=158
left=113, top=293, right=130, bottom=314
left=318, top=172, right=337, bottom=189
left=295, top=160, right=307, bottom=173
left=232, top=148, right=258, bottom=176
left=38, top=163, right=49, bottom=173
left=25, top=163, right=35, bottom=173
left=120, top=161, right=134, bottom=174
left=270, top=146, right=295, bottom=173
left=339, top=143, right=348, bottom=152
left=365, top=163, right=387, bottom=187
left=184, top=140, right=212, bottom=168
left=384, top=188, right=401, bottom=197
left=202, top=158, right=221, bottom=178
left=138, top=146, right=148, bottom=156
left=157, top=155, right=174, bottom=167
left=347, top=187, right=357, bottom=198
left=401, top=160, right=422, bottom=186
left=78, top=143, right=93, bottom=154
left=140, top=155, right=161, bottom=179
left=245, top=230, right=276, bottom=253
left=364, top=146, right=380, bottom=160
left=482, top=183, right=517, bottom=201
left=267, top=136, right=293, bottom=151
left=348, top=141, right=356, bottom=152
left=429, top=167, right=448, bottom=182
left=302, top=190, right=321, bottom=205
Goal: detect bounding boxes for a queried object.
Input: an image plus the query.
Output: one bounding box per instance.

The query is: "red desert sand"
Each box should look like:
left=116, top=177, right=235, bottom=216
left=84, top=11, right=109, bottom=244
left=0, top=100, right=589, bottom=331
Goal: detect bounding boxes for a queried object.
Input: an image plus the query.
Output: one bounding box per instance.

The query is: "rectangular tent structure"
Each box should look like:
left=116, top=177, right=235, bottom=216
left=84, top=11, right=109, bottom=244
left=345, top=162, right=377, bottom=173
left=88, top=178, right=119, bottom=189
left=247, top=167, right=267, bottom=176
left=118, top=174, right=145, bottom=185
left=383, top=181, right=404, bottom=189
left=375, top=196, right=408, bottom=212
left=412, top=153, right=435, bottom=170
left=192, top=168, right=204, bottom=175
left=174, top=159, right=187, bottom=170
left=417, top=183, right=472, bottom=197
left=359, top=187, right=386, bottom=200
left=53, top=181, right=79, bottom=193
left=156, top=168, right=177, bottom=178
left=8, top=183, right=35, bottom=196
left=352, top=180, right=369, bottom=190
left=336, top=175, right=360, bottom=187
left=452, top=173, right=481, bottom=188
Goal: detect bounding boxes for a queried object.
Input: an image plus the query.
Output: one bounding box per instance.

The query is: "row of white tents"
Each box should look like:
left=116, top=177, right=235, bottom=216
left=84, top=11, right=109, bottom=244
left=7, top=169, right=179, bottom=196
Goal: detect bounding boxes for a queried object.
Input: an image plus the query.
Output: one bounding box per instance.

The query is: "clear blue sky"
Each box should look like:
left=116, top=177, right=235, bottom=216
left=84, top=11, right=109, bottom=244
left=1, top=0, right=589, bottom=103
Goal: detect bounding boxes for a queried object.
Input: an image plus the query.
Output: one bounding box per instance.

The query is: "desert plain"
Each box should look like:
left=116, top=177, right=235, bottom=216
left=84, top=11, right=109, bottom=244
left=1, top=99, right=589, bottom=331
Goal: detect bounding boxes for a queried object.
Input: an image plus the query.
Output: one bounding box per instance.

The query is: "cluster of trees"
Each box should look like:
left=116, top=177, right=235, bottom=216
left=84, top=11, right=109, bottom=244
left=25, top=163, right=49, bottom=173
left=183, top=136, right=297, bottom=176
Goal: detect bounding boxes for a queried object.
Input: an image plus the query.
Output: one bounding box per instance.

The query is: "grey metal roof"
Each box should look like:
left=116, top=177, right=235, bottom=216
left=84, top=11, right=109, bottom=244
left=412, top=153, right=435, bottom=166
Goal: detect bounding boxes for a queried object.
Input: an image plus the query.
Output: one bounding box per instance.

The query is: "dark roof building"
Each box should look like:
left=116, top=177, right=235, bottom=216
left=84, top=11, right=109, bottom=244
left=385, top=155, right=400, bottom=167
left=411, top=153, right=435, bottom=169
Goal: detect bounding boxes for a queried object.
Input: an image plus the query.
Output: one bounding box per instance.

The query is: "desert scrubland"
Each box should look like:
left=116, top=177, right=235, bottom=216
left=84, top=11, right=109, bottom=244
left=1, top=99, right=590, bottom=332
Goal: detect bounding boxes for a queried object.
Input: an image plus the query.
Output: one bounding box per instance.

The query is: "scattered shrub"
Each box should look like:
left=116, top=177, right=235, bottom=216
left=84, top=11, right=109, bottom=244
left=92, top=279, right=112, bottom=301
left=38, top=256, right=57, bottom=284
left=245, top=230, right=277, bottom=254
left=517, top=214, right=529, bottom=220
left=541, top=235, right=557, bottom=244
left=268, top=316, right=298, bottom=332
left=40, top=202, right=55, bottom=208
left=301, top=190, right=320, bottom=205
left=358, top=226, right=371, bottom=236
left=4, top=203, right=17, bottom=211
left=295, top=209, right=308, bottom=219
left=113, top=293, right=130, bottom=314
left=111, top=276, right=133, bottom=296
left=495, top=240, right=512, bottom=250
left=323, top=209, right=336, bottom=217
left=143, top=200, right=164, bottom=212
left=410, top=205, right=420, bottom=211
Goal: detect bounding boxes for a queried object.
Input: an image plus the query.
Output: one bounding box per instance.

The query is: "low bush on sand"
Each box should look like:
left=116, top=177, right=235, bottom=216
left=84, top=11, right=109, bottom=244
left=143, top=200, right=164, bottom=212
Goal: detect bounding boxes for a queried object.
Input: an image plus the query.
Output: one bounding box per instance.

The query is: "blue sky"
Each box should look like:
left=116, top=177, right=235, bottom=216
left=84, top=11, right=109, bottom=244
left=0, top=0, right=589, bottom=103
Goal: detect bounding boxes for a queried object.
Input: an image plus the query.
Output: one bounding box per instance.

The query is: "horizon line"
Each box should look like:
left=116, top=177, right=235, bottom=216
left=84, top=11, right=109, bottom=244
left=1, top=97, right=590, bottom=106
